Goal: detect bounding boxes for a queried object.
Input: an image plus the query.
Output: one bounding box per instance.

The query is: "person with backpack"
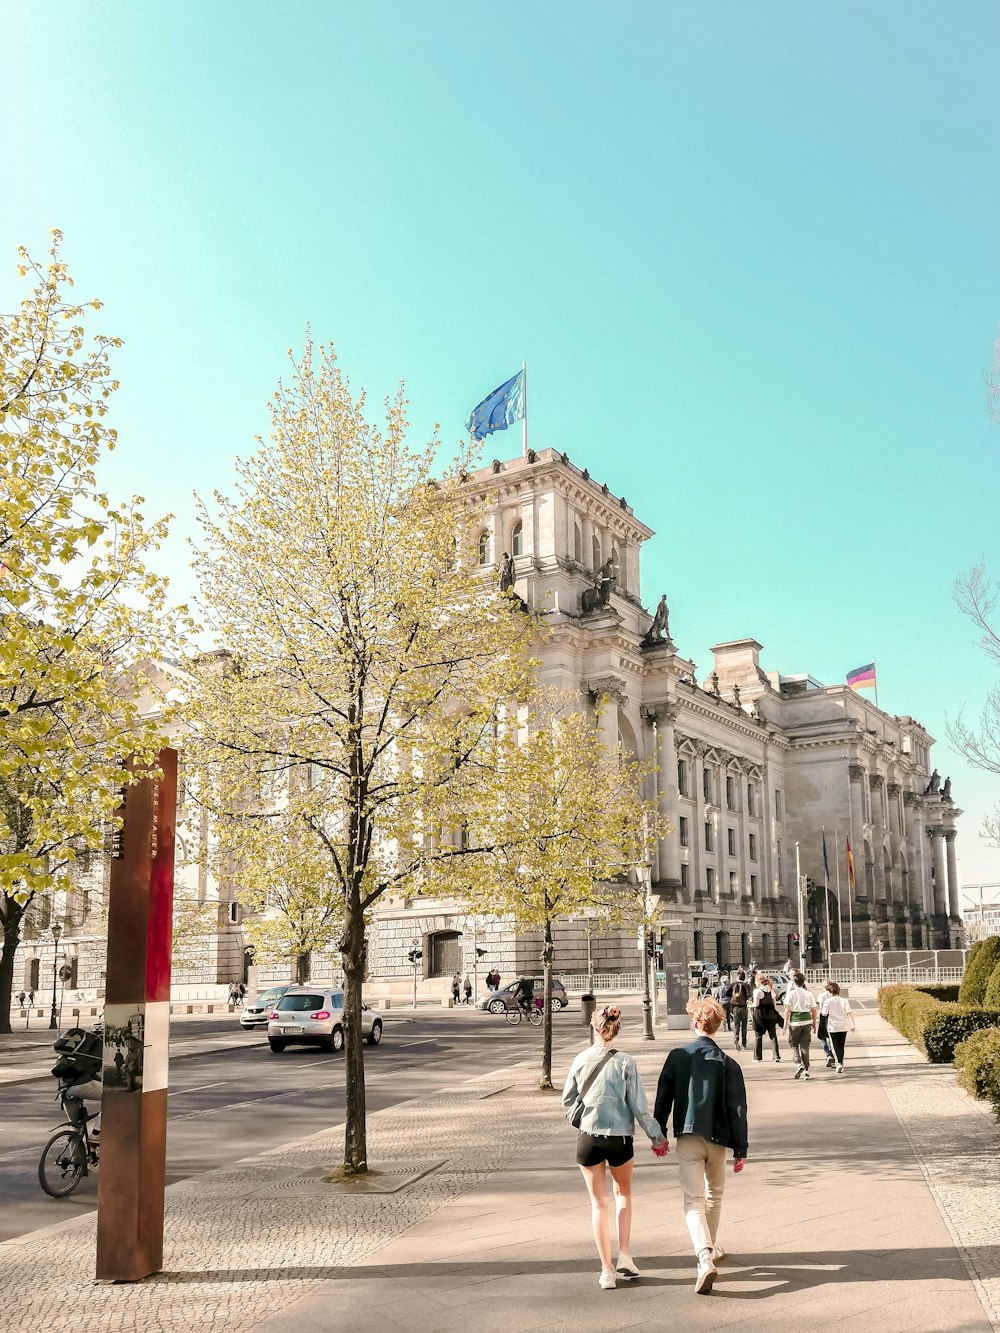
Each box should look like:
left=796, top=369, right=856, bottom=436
left=751, top=972, right=782, bottom=1062
left=562, top=1005, right=667, bottom=1290
left=729, top=970, right=751, bottom=1051
left=717, top=974, right=733, bottom=1030
left=653, top=996, right=749, bottom=1296
left=783, top=970, right=819, bottom=1080
left=463, top=973, right=473, bottom=1005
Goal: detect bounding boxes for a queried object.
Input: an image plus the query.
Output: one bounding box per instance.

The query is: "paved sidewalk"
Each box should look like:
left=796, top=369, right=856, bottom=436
left=1, top=1009, right=997, bottom=1332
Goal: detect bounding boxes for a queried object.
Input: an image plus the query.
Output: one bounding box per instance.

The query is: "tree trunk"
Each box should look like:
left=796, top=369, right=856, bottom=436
left=540, top=919, right=555, bottom=1090
left=0, top=907, right=24, bottom=1037
left=341, top=884, right=368, bottom=1173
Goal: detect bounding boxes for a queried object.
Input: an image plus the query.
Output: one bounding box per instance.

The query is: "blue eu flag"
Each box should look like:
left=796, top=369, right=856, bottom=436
left=466, top=370, right=524, bottom=441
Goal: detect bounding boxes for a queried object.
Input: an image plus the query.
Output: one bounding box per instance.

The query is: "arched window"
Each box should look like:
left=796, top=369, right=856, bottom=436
left=511, top=522, right=523, bottom=557
left=760, top=933, right=770, bottom=964
left=592, top=533, right=601, bottom=570
left=740, top=933, right=750, bottom=966
left=693, top=930, right=704, bottom=962
left=716, top=931, right=730, bottom=968
left=613, top=544, right=626, bottom=592
left=574, top=523, right=582, bottom=563
left=477, top=531, right=490, bottom=565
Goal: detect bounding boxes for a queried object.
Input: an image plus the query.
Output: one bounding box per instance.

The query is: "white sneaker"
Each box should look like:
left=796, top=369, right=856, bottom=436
left=599, top=1269, right=616, bottom=1290
left=617, top=1255, right=640, bottom=1278
left=794, top=1065, right=804, bottom=1079
left=695, top=1255, right=717, bottom=1294
left=836, top=1063, right=844, bottom=1073
left=712, top=1244, right=726, bottom=1262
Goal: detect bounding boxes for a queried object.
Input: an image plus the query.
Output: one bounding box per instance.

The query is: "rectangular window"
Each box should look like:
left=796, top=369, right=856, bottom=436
left=729, top=870, right=738, bottom=897
left=703, top=767, right=712, bottom=802
left=775, top=789, right=782, bottom=820
left=726, top=775, right=735, bottom=809
left=727, top=828, right=736, bottom=857
left=704, top=822, right=713, bottom=851
left=677, top=759, right=687, bottom=797
left=706, top=867, right=715, bottom=895
left=679, top=816, right=689, bottom=848
left=749, top=833, right=758, bottom=862
left=777, top=840, right=783, bottom=886
left=747, top=783, right=755, bottom=816
left=750, top=873, right=758, bottom=899
left=680, top=863, right=689, bottom=890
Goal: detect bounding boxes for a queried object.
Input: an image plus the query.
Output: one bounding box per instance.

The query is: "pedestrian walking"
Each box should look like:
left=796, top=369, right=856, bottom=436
left=17, top=990, right=26, bottom=1008
left=729, top=970, right=751, bottom=1050
left=750, top=972, right=782, bottom=1062
left=491, top=968, right=501, bottom=991
left=783, top=970, right=819, bottom=1080
left=562, top=1005, right=667, bottom=1291
left=717, top=974, right=733, bottom=1030
left=27, top=989, right=35, bottom=1007
left=237, top=982, right=247, bottom=1006
left=654, top=996, right=748, bottom=1296
left=463, top=973, right=473, bottom=1005
left=819, top=980, right=856, bottom=1072
left=451, top=972, right=461, bottom=1005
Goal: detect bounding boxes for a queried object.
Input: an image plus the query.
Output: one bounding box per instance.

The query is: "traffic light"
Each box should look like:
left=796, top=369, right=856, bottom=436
left=792, top=931, right=799, bottom=944
left=475, top=946, right=488, bottom=959
left=645, top=930, right=655, bottom=960
left=407, top=948, right=423, bottom=964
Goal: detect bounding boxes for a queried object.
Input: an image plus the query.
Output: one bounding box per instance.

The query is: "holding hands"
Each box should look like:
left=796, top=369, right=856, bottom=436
left=651, top=1136, right=669, bottom=1157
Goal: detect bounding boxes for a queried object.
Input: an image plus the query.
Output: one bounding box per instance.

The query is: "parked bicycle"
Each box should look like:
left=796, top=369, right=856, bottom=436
left=38, top=1082, right=100, bottom=1197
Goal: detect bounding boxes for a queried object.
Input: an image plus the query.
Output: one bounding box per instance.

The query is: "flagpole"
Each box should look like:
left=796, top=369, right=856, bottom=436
left=834, top=824, right=844, bottom=956
left=845, top=768, right=857, bottom=953
left=521, top=360, right=527, bottom=458
left=823, top=826, right=832, bottom=963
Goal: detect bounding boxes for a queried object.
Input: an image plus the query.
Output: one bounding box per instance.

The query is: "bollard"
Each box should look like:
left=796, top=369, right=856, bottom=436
left=580, top=993, right=596, bottom=1028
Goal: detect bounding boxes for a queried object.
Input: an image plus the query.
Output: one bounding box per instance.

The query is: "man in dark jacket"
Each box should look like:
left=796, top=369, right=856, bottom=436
left=654, top=996, right=748, bottom=1296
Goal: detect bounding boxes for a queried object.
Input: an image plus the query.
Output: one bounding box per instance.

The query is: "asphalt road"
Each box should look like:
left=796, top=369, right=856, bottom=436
left=0, top=1005, right=587, bottom=1245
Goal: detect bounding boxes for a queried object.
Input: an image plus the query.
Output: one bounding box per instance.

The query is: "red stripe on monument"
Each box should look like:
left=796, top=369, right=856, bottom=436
left=145, top=749, right=177, bottom=1002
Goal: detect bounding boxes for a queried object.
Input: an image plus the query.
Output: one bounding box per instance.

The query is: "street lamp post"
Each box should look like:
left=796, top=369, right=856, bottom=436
left=48, top=922, right=62, bottom=1030
left=640, top=860, right=655, bottom=1042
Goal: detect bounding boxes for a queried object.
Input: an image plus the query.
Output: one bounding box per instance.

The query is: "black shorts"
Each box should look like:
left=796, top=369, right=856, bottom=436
left=576, top=1133, right=634, bottom=1168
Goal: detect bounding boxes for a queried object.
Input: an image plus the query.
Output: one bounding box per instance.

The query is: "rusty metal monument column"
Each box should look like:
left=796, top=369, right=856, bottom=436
left=96, top=748, right=177, bottom=1282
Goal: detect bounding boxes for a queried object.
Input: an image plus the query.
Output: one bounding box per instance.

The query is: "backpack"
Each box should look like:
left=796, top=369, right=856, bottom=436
left=731, top=980, right=749, bottom=1006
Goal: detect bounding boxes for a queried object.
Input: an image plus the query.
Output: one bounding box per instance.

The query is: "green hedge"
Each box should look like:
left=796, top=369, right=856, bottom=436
left=984, top=960, right=1000, bottom=1009
left=954, top=1027, right=1000, bottom=1116
left=958, top=936, right=1000, bottom=1005
left=878, top=983, right=1000, bottom=1063
left=915, top=983, right=960, bottom=1003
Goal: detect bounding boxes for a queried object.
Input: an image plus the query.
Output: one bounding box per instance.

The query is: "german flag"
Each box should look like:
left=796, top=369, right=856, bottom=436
left=846, top=838, right=857, bottom=891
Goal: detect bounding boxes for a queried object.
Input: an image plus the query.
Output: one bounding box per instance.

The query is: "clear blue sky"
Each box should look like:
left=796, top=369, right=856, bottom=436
left=5, top=2, right=1000, bottom=885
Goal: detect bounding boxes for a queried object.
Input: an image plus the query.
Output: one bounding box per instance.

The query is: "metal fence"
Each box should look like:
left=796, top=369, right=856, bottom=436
left=563, top=966, right=965, bottom=994
left=563, top=973, right=643, bottom=993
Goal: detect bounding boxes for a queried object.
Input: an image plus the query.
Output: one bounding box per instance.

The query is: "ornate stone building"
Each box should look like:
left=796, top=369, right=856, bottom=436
left=368, top=448, right=963, bottom=986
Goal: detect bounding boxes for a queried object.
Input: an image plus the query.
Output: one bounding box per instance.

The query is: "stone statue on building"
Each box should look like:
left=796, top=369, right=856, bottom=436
left=497, top=551, right=515, bottom=595
left=924, top=769, right=941, bottom=795
left=941, top=775, right=952, bottom=800
left=580, top=557, right=616, bottom=615
left=710, top=672, right=721, bottom=698
left=732, top=684, right=742, bottom=708
left=641, top=594, right=672, bottom=648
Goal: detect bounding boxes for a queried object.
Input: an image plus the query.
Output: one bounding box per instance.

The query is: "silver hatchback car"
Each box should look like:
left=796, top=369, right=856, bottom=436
left=267, top=987, right=383, bottom=1054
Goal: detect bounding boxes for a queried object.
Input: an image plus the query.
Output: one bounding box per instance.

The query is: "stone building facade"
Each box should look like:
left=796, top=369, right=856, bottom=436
left=367, top=448, right=963, bottom=987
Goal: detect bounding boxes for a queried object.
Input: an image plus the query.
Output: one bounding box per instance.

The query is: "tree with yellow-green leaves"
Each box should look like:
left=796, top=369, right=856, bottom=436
left=0, top=234, right=179, bottom=1032
left=183, top=339, right=538, bottom=1173
left=444, top=691, right=666, bottom=1090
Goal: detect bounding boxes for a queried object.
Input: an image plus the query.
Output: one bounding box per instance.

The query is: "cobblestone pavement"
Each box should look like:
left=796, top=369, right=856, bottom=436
left=864, top=1013, right=1000, bottom=1328
left=0, top=1062, right=566, bottom=1333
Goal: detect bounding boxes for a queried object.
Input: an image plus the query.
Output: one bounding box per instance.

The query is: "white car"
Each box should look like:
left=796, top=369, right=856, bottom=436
left=267, top=987, right=383, bottom=1053
left=240, top=985, right=292, bottom=1029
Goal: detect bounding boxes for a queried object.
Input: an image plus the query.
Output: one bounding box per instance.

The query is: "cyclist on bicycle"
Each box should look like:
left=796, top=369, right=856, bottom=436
left=515, top=975, right=535, bottom=1016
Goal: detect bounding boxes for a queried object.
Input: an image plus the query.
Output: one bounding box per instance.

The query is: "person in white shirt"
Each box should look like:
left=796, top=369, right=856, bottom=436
left=782, top=970, right=818, bottom=1080
left=820, top=980, right=856, bottom=1072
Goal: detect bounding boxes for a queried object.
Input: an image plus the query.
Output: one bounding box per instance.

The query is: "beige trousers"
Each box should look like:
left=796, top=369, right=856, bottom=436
left=676, top=1134, right=728, bottom=1257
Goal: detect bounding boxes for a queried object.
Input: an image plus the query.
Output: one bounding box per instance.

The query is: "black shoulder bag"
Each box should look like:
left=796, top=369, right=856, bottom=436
left=566, top=1048, right=617, bottom=1129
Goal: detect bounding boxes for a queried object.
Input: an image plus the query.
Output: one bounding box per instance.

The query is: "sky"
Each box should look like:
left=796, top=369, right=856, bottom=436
left=4, top=2, right=1000, bottom=889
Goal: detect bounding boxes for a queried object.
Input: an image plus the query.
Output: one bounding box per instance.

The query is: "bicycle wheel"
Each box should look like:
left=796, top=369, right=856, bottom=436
left=504, top=1007, right=522, bottom=1025
left=526, top=1006, right=543, bottom=1026
left=38, top=1128, right=87, bottom=1198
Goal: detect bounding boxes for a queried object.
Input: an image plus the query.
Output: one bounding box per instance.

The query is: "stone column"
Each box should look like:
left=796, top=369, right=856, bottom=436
left=691, top=741, right=705, bottom=902
left=944, top=829, right=960, bottom=921
left=869, top=774, right=887, bottom=905
left=581, top=516, right=594, bottom=569
left=588, top=677, right=624, bottom=752
left=644, top=703, right=680, bottom=888
left=929, top=828, right=948, bottom=916
left=847, top=763, right=870, bottom=949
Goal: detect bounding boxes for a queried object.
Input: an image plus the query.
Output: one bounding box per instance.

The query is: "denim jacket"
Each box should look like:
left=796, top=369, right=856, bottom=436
left=561, top=1044, right=659, bottom=1140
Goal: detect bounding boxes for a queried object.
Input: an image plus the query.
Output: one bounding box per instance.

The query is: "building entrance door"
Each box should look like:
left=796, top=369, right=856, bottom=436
left=430, top=930, right=462, bottom=977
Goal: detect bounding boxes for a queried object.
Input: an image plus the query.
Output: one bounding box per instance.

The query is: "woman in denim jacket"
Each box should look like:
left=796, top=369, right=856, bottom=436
left=561, top=1005, right=667, bottom=1290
